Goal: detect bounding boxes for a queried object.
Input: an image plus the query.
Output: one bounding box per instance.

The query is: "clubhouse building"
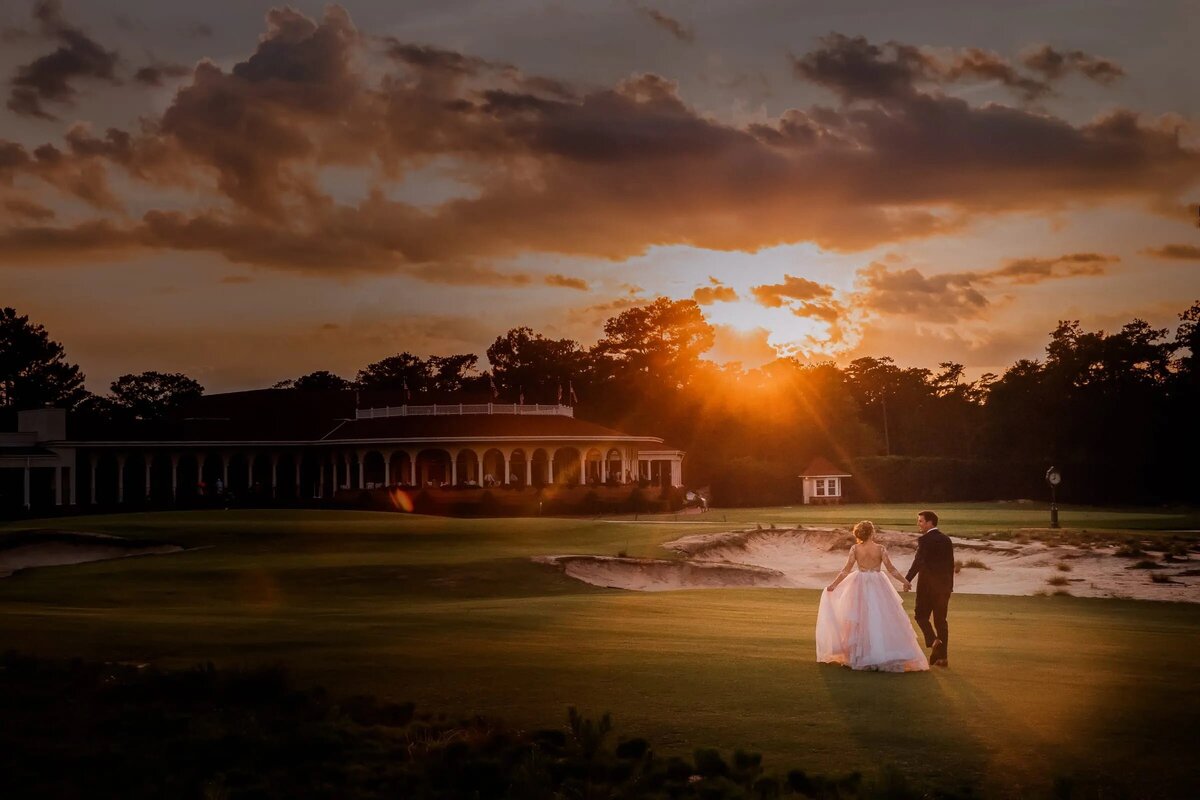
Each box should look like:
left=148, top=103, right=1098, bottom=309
left=0, top=390, right=685, bottom=514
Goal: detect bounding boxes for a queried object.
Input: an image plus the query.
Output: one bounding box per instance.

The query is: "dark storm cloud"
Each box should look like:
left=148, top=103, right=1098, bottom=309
left=633, top=5, right=694, bottom=44
left=791, top=33, right=1124, bottom=103
left=1022, top=44, right=1125, bottom=85
left=6, top=0, right=121, bottom=119
left=134, top=61, right=190, bottom=87
left=854, top=253, right=1118, bottom=320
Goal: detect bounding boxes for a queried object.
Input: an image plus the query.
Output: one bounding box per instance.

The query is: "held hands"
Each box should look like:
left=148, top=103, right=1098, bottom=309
left=902, top=581, right=912, bottom=592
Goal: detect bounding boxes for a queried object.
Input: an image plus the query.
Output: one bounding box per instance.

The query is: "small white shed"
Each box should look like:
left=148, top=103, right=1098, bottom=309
left=799, top=457, right=851, bottom=505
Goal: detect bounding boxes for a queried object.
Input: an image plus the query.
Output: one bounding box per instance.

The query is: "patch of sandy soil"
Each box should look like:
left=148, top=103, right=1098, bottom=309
left=0, top=530, right=184, bottom=578
left=532, top=555, right=793, bottom=591
left=537, top=526, right=1200, bottom=601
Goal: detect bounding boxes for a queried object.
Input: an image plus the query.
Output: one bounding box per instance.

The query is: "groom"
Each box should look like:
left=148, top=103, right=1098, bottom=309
left=906, top=510, right=954, bottom=667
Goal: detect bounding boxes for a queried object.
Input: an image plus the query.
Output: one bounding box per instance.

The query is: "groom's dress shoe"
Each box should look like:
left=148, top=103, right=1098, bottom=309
left=932, top=658, right=948, bottom=667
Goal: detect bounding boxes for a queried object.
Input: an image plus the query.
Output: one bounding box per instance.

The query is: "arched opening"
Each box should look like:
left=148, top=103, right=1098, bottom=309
left=121, top=453, right=146, bottom=504
left=552, top=447, right=581, bottom=486
left=389, top=451, right=412, bottom=486
left=176, top=453, right=201, bottom=503
left=416, top=449, right=452, bottom=487
left=363, top=450, right=387, bottom=488
left=584, top=448, right=604, bottom=485
left=200, top=453, right=224, bottom=499
left=530, top=448, right=549, bottom=488
left=250, top=453, right=272, bottom=498
left=454, top=449, right=479, bottom=487
left=276, top=453, right=298, bottom=497
left=606, top=448, right=623, bottom=484
left=149, top=452, right=172, bottom=502
left=227, top=452, right=250, bottom=495
left=481, top=449, right=505, bottom=487
left=94, top=451, right=118, bottom=504
left=508, top=449, right=526, bottom=488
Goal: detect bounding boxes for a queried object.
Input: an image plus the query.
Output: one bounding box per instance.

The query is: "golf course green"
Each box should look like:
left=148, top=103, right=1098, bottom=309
left=2, top=504, right=1197, bottom=797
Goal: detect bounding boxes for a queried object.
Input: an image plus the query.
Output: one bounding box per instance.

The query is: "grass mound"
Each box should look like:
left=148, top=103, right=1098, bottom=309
left=0, top=652, right=940, bottom=800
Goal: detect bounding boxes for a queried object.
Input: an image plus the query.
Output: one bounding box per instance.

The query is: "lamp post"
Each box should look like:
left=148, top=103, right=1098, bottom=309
left=1045, top=467, right=1062, bottom=529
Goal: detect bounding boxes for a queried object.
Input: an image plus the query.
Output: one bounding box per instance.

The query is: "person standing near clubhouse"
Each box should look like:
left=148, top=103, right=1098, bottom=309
left=906, top=510, right=954, bottom=667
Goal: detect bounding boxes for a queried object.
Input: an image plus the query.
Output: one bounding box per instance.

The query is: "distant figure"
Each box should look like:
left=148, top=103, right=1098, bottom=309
left=906, top=510, right=955, bottom=667
left=816, top=520, right=928, bottom=672
left=215, top=477, right=224, bottom=496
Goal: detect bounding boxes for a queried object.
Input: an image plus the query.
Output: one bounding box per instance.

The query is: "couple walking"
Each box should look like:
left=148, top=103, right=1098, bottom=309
left=815, top=511, right=953, bottom=673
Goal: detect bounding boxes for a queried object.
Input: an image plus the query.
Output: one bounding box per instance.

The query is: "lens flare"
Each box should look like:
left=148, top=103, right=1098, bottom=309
left=389, top=487, right=415, bottom=512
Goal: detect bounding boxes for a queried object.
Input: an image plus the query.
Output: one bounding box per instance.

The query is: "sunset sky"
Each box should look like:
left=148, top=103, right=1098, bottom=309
left=2, top=0, right=1198, bottom=393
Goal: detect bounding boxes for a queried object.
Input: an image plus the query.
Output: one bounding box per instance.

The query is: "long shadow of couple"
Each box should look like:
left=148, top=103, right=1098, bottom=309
left=814, top=649, right=1064, bottom=798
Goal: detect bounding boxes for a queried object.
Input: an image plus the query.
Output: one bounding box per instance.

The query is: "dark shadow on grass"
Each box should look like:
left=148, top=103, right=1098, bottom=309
left=816, top=654, right=990, bottom=796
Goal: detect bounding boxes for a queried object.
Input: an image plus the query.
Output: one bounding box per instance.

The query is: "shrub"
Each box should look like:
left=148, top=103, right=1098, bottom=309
left=1055, top=563, right=1072, bottom=572
left=964, top=558, right=991, bottom=570
left=1047, top=575, right=1070, bottom=586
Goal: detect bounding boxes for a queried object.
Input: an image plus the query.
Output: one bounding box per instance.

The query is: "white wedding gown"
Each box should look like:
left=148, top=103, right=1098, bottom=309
left=816, top=545, right=929, bottom=672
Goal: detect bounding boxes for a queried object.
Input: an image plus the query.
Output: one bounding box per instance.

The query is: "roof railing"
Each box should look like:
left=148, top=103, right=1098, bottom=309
left=355, top=403, right=575, bottom=420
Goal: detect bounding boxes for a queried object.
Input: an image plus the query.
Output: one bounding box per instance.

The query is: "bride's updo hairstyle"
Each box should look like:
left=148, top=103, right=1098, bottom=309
left=852, top=521, right=875, bottom=543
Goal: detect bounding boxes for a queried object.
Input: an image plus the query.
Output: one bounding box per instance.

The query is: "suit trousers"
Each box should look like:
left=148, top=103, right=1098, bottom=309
left=914, top=588, right=950, bottom=651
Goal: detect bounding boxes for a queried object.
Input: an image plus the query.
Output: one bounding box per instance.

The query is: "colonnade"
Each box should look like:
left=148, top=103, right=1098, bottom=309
left=76, top=442, right=666, bottom=505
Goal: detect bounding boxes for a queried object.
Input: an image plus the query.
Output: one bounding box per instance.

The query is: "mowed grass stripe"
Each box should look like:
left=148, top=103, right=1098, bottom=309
left=1, top=508, right=1197, bottom=797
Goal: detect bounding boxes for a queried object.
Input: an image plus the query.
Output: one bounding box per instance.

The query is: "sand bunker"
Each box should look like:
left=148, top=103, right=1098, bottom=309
left=534, top=554, right=792, bottom=591
left=0, top=530, right=184, bottom=578
left=537, top=526, right=1200, bottom=602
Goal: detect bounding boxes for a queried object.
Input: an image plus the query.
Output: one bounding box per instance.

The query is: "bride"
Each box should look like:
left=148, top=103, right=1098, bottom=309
left=815, top=521, right=929, bottom=672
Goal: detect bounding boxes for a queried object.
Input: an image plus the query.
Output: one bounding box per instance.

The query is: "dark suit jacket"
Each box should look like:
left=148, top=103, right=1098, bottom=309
left=905, top=528, right=954, bottom=594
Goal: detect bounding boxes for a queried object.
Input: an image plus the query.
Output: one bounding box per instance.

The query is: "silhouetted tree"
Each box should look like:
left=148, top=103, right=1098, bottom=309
left=486, top=327, right=588, bottom=404
left=108, top=371, right=204, bottom=421
left=0, top=307, right=87, bottom=410
left=272, top=370, right=354, bottom=390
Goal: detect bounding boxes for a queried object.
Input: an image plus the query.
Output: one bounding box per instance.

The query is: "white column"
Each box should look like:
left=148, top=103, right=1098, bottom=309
left=144, top=455, right=152, bottom=501
left=68, top=465, right=76, bottom=505
left=384, top=451, right=392, bottom=487
left=356, top=451, right=365, bottom=489
left=671, top=458, right=682, bottom=488
left=342, top=453, right=351, bottom=489
left=89, top=453, right=98, bottom=504
left=548, top=455, right=555, bottom=484
left=170, top=453, right=180, bottom=500
left=247, top=453, right=255, bottom=490
left=501, top=448, right=513, bottom=484
left=116, top=453, right=127, bottom=503
left=54, top=465, right=63, bottom=506
left=270, top=453, right=279, bottom=498
left=317, top=459, right=325, bottom=499
left=23, top=460, right=31, bottom=510
left=525, top=454, right=532, bottom=487
left=295, top=457, right=302, bottom=497
left=221, top=453, right=230, bottom=488
left=579, top=453, right=587, bottom=485
left=450, top=449, right=459, bottom=486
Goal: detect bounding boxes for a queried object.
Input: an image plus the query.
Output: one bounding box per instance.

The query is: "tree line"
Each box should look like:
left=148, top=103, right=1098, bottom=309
left=2, top=298, right=1197, bottom=504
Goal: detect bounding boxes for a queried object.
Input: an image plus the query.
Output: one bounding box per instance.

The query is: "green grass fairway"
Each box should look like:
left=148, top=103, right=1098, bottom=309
left=2, top=505, right=1198, bottom=797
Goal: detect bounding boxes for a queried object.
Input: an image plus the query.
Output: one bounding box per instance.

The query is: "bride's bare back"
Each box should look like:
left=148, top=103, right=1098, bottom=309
left=827, top=535, right=909, bottom=590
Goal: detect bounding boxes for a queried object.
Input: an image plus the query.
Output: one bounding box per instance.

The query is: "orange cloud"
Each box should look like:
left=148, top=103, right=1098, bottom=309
left=1141, top=244, right=1200, bottom=260
left=751, top=275, right=834, bottom=308
left=693, top=277, right=738, bottom=305
left=0, top=9, right=1194, bottom=279
left=545, top=273, right=590, bottom=290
